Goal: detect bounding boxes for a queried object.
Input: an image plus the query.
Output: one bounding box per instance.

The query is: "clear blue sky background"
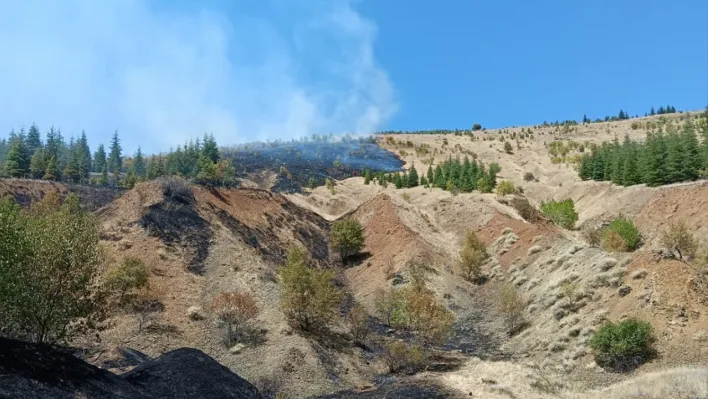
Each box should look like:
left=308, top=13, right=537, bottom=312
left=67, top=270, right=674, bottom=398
left=358, top=0, right=708, bottom=130
left=0, top=0, right=706, bottom=153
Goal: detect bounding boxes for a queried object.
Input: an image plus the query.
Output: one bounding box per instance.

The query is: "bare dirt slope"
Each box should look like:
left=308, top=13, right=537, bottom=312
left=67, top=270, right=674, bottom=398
left=92, top=179, right=378, bottom=398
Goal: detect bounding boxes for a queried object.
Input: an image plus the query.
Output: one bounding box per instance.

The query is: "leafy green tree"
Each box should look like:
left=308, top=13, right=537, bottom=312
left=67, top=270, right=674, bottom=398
left=330, top=218, right=365, bottom=261
left=105, top=257, right=150, bottom=303
left=0, top=193, right=107, bottom=344
left=279, top=248, right=344, bottom=332
left=540, top=199, right=578, bottom=229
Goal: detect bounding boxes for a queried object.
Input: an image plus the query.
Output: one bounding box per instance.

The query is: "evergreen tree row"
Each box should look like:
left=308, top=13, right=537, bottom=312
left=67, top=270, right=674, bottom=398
left=0, top=125, right=234, bottom=187
left=362, top=156, right=501, bottom=194
left=578, top=116, right=708, bottom=187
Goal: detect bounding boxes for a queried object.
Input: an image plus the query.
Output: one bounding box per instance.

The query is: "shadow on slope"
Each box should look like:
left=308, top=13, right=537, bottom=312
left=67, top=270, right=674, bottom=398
left=0, top=337, right=263, bottom=399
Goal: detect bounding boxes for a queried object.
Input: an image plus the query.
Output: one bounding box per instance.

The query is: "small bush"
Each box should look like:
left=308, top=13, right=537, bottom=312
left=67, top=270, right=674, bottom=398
left=401, top=192, right=411, bottom=202
left=472, top=124, right=482, bottom=131
left=497, top=283, right=526, bottom=335
left=582, top=225, right=603, bottom=247
left=602, top=216, right=641, bottom=252
left=330, top=219, right=365, bottom=261
left=458, top=231, right=489, bottom=282
left=105, top=257, right=150, bottom=303
left=495, top=180, right=515, bottom=196
left=503, top=141, right=513, bottom=154
left=540, top=199, right=578, bottom=229
left=509, top=196, right=543, bottom=222
left=601, top=230, right=628, bottom=252
left=211, top=291, right=260, bottom=345
left=347, top=304, right=371, bottom=345
left=589, top=319, right=654, bottom=370
left=523, top=172, right=535, bottom=182
left=661, top=221, right=698, bottom=261
left=381, top=341, right=428, bottom=373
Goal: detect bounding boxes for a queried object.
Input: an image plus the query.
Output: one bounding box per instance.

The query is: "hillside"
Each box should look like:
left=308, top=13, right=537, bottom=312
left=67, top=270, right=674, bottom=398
left=1, top=111, right=707, bottom=398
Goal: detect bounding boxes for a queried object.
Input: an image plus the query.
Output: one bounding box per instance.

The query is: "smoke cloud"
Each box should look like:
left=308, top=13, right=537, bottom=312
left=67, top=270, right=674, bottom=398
left=0, top=0, right=396, bottom=153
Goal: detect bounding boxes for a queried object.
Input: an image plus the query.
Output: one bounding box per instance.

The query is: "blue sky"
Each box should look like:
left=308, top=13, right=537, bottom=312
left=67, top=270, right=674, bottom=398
left=0, top=0, right=706, bottom=154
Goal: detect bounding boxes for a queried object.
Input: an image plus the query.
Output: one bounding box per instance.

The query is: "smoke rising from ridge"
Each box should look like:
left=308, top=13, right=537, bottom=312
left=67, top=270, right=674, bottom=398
left=0, top=0, right=397, bottom=154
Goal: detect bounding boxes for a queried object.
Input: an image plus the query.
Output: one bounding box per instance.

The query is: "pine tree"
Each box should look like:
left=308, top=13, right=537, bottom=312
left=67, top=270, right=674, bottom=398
left=664, top=131, right=685, bottom=184
left=622, top=141, right=640, bottom=186
left=643, top=131, right=666, bottom=186
left=29, top=148, right=47, bottom=179
left=433, top=164, right=444, bottom=188
left=680, top=122, right=700, bottom=181
left=63, top=138, right=80, bottom=183
left=408, top=165, right=419, bottom=187
left=394, top=173, right=403, bottom=189
left=132, top=147, right=147, bottom=179
left=3, top=139, right=26, bottom=177
left=25, top=123, right=42, bottom=155
left=700, top=108, right=708, bottom=171
left=649, top=107, right=656, bottom=116
left=94, top=144, right=106, bottom=173
left=201, top=133, right=219, bottom=163
left=108, top=131, right=122, bottom=174
left=657, top=106, right=666, bottom=115
left=43, top=156, right=59, bottom=181
left=420, top=175, right=428, bottom=187
left=98, top=162, right=109, bottom=186
left=77, top=131, right=92, bottom=181
left=426, top=165, right=434, bottom=183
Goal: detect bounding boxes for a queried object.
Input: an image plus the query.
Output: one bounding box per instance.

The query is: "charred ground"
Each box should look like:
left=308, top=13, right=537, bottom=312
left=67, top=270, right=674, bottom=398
left=224, top=138, right=403, bottom=193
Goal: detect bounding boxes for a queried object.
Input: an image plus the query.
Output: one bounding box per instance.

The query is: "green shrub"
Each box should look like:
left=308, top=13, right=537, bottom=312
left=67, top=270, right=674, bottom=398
left=589, top=319, right=654, bottom=370
left=495, top=180, right=515, bottom=196
left=105, top=257, right=150, bottom=303
left=602, top=215, right=641, bottom=251
left=540, top=199, right=578, bottom=229
left=330, top=219, right=364, bottom=261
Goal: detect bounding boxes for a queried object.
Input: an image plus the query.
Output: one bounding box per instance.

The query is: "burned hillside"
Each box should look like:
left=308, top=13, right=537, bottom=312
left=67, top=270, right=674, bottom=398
left=223, top=138, right=403, bottom=193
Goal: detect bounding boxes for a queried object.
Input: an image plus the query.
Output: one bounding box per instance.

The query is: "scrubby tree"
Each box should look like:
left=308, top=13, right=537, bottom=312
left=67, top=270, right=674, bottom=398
left=211, top=291, right=260, bottom=345
left=0, top=193, right=106, bottom=344
left=279, top=248, right=344, bottom=332
left=330, top=219, right=365, bottom=261
left=458, top=231, right=489, bottom=282
left=589, top=319, right=654, bottom=370
left=504, top=141, right=513, bottom=154
left=540, top=199, right=578, bottom=229
left=661, top=221, right=698, bottom=261
left=105, top=257, right=150, bottom=303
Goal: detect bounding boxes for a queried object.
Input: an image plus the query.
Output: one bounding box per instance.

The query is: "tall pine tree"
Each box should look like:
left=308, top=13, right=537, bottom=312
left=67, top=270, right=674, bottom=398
left=108, top=131, right=122, bottom=174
